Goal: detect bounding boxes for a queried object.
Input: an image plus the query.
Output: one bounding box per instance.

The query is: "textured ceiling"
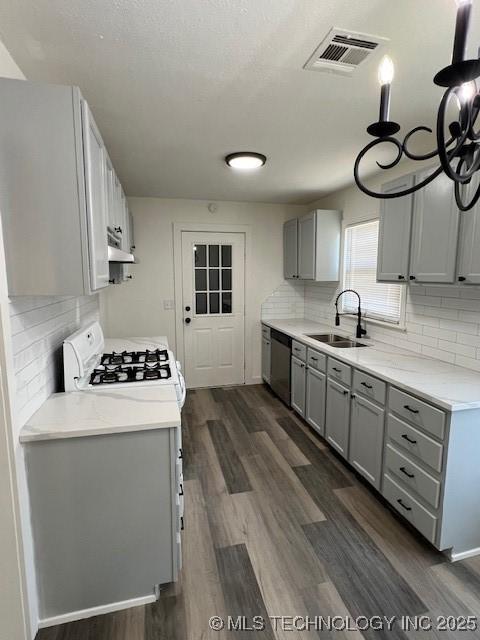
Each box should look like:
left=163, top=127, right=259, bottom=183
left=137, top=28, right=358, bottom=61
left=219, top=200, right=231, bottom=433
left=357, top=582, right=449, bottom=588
left=0, top=0, right=474, bottom=203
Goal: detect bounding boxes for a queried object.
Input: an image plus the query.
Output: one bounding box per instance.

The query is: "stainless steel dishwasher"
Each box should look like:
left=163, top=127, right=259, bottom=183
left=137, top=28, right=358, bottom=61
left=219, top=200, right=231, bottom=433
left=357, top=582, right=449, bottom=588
left=270, top=329, right=292, bottom=407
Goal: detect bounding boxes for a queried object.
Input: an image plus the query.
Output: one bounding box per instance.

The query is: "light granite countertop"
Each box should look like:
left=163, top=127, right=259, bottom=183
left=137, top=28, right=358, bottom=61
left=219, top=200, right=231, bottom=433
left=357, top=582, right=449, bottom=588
left=20, top=385, right=181, bottom=443
left=263, top=318, right=480, bottom=412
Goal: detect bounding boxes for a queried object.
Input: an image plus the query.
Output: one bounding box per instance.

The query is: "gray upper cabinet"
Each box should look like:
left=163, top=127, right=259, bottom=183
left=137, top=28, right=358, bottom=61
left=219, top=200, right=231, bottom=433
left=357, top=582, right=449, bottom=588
left=0, top=77, right=131, bottom=296
left=291, top=356, right=306, bottom=417
left=349, top=394, right=385, bottom=489
left=284, top=218, right=298, bottom=279
left=377, top=175, right=414, bottom=283
left=457, top=173, right=480, bottom=284
left=284, top=210, right=341, bottom=282
left=410, top=170, right=460, bottom=283
left=298, top=212, right=316, bottom=279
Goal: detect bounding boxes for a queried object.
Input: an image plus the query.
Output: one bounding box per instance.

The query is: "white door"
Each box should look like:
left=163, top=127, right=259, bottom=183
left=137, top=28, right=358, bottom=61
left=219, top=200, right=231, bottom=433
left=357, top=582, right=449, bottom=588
left=81, top=101, right=109, bottom=292
left=181, top=232, right=245, bottom=388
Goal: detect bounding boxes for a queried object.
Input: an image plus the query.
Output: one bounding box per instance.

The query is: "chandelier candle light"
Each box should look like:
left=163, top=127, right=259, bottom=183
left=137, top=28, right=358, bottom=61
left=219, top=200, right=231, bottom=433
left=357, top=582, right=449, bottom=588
left=354, top=0, right=480, bottom=211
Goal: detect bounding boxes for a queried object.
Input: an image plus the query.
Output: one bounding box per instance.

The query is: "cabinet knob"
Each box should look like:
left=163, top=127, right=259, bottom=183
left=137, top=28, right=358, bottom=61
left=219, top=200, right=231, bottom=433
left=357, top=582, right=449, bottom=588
left=398, top=275, right=405, bottom=280
left=458, top=276, right=466, bottom=282
left=343, top=389, right=348, bottom=396
left=409, top=275, right=416, bottom=280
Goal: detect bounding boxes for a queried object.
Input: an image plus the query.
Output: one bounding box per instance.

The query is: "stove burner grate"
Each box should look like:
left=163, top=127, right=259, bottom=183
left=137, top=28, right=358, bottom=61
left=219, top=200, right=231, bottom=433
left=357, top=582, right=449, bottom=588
left=89, top=362, right=172, bottom=386
left=101, top=349, right=169, bottom=366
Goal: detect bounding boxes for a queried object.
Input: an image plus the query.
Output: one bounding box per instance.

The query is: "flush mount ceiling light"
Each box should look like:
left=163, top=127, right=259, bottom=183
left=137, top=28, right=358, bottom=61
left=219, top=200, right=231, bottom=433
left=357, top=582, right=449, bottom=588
left=225, top=152, right=267, bottom=170
left=354, top=0, right=480, bottom=211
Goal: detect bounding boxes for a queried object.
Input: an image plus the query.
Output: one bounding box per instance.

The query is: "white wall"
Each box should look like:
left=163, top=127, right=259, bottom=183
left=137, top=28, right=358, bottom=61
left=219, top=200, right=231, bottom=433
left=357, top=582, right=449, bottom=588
left=101, top=198, right=307, bottom=382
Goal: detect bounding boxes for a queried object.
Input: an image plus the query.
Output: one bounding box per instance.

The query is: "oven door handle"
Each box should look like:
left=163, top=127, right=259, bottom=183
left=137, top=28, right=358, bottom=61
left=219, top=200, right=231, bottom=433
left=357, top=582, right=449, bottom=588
left=177, top=367, right=186, bottom=409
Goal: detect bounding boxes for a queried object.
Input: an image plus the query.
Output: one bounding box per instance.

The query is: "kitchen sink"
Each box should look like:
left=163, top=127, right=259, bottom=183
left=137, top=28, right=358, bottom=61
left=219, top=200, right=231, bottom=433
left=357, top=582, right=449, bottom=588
left=306, top=334, right=368, bottom=348
left=307, top=334, right=346, bottom=343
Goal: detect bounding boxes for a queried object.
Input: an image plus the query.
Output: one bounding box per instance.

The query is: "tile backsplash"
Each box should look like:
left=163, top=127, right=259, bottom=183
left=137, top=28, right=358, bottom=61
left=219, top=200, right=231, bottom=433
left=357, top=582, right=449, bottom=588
left=9, top=294, right=100, bottom=426
left=261, top=281, right=305, bottom=320
left=263, top=280, right=480, bottom=373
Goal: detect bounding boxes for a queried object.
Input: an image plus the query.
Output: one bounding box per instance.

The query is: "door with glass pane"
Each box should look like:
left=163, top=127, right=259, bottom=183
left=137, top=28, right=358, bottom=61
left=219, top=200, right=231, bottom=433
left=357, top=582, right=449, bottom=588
left=181, top=232, right=245, bottom=388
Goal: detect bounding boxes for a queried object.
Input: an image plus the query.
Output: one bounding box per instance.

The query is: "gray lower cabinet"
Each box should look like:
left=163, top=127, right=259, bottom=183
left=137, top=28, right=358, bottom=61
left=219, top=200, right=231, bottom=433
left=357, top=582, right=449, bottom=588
left=409, top=169, right=460, bottom=283
left=306, top=367, right=326, bottom=435
left=291, top=356, right=306, bottom=417
left=325, top=377, right=350, bottom=458
left=349, top=394, right=385, bottom=489
left=24, top=427, right=183, bottom=622
left=377, top=174, right=414, bottom=283
left=262, top=336, right=271, bottom=384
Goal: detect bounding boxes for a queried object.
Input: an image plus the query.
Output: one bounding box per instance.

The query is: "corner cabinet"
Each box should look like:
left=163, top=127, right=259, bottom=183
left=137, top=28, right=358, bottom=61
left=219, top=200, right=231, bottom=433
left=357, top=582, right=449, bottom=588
left=0, top=78, right=133, bottom=296
left=284, top=210, right=341, bottom=281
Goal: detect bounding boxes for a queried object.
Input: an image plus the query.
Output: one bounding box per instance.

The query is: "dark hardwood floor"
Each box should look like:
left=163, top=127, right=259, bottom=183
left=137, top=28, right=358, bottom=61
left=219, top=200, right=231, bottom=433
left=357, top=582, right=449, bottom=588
left=37, top=385, right=480, bottom=639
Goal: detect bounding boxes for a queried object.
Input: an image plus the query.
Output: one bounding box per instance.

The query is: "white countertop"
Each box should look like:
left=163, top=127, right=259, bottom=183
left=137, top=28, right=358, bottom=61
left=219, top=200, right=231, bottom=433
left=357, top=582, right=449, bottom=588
left=104, top=335, right=169, bottom=352
left=20, top=385, right=181, bottom=443
left=263, top=318, right=480, bottom=412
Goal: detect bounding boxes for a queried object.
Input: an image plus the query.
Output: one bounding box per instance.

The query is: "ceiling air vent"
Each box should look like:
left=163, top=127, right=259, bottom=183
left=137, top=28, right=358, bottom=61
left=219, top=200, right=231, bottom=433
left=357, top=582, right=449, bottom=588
left=304, top=28, right=389, bottom=77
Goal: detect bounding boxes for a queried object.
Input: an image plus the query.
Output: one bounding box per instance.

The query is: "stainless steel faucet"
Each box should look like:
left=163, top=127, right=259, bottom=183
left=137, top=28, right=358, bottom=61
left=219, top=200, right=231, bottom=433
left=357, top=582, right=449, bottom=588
left=334, top=289, right=367, bottom=339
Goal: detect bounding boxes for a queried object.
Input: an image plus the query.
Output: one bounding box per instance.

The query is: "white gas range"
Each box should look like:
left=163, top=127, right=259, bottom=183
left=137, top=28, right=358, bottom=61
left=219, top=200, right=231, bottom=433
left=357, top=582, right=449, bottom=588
left=63, top=321, right=186, bottom=407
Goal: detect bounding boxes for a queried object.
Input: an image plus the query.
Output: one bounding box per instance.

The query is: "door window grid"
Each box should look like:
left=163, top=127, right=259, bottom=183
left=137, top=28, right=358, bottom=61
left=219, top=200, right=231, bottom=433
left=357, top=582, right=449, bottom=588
left=194, top=244, right=232, bottom=315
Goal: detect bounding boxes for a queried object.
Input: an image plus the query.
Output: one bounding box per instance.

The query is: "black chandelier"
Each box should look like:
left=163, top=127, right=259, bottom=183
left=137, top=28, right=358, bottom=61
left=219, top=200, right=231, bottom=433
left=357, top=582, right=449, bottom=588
left=354, top=0, right=480, bottom=211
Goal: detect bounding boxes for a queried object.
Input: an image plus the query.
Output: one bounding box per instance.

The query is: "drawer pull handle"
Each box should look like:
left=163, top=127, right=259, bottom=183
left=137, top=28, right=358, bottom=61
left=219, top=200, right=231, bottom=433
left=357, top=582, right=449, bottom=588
left=332, top=367, right=341, bottom=372
left=181, top=516, right=185, bottom=531
left=361, top=382, right=373, bottom=389
left=343, top=389, right=349, bottom=396
left=294, top=348, right=300, bottom=352
left=401, top=434, right=417, bottom=444
left=179, top=448, right=183, bottom=459
left=404, top=405, right=419, bottom=414
left=400, top=466, right=415, bottom=479
left=179, top=483, right=184, bottom=496
left=311, top=357, right=318, bottom=361
left=397, top=498, right=412, bottom=512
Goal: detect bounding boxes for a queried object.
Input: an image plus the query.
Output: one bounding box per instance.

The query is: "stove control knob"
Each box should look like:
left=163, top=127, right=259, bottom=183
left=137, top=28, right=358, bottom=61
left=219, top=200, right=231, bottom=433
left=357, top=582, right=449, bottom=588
left=185, top=317, right=191, bottom=324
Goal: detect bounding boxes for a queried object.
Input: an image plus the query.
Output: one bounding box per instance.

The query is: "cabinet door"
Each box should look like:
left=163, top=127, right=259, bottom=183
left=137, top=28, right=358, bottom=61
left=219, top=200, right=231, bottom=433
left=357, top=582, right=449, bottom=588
left=262, top=337, right=271, bottom=384
left=284, top=218, right=298, bottom=279
left=377, top=175, right=414, bottom=282
left=457, top=173, right=480, bottom=284
left=81, top=101, right=109, bottom=292
left=349, top=395, right=385, bottom=489
left=325, top=378, right=350, bottom=458
left=306, top=367, right=326, bottom=435
left=410, top=170, right=459, bottom=283
left=298, top=212, right=316, bottom=280
left=291, top=356, right=306, bottom=417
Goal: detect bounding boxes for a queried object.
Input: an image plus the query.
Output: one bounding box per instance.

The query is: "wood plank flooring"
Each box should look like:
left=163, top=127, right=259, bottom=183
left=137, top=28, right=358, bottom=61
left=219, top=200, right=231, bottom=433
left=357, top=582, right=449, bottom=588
left=37, top=385, right=480, bottom=640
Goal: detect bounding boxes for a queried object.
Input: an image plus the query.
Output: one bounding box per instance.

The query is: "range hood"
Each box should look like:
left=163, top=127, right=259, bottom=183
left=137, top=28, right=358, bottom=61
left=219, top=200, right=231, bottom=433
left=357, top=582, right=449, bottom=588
left=108, top=245, right=136, bottom=264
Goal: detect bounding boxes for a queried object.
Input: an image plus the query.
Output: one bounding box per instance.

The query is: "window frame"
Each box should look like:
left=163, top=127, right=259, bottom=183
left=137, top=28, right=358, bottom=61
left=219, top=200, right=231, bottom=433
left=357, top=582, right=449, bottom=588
left=340, top=218, right=407, bottom=330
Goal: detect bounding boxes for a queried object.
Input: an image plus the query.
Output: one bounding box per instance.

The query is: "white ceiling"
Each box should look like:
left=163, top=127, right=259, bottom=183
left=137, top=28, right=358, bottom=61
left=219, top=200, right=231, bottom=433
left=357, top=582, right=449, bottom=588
left=0, top=0, right=474, bottom=203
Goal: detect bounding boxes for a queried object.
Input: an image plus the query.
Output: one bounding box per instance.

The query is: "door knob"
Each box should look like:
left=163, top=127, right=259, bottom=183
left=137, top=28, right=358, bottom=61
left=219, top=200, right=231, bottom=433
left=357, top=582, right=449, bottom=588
left=185, top=317, right=191, bottom=324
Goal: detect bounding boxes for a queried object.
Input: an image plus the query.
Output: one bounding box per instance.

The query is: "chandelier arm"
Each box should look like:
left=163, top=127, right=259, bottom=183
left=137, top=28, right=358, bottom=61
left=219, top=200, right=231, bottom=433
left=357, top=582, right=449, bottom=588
left=454, top=174, right=480, bottom=211
left=437, top=88, right=473, bottom=183
left=354, top=136, right=444, bottom=198
left=376, top=143, right=403, bottom=170
left=467, top=101, right=480, bottom=141
left=402, top=126, right=456, bottom=161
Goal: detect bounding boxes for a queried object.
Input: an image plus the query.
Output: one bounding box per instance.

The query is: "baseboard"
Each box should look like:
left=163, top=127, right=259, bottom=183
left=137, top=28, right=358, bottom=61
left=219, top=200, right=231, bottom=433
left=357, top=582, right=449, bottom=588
left=448, top=546, right=480, bottom=562
left=37, top=594, right=157, bottom=629
left=246, top=376, right=263, bottom=385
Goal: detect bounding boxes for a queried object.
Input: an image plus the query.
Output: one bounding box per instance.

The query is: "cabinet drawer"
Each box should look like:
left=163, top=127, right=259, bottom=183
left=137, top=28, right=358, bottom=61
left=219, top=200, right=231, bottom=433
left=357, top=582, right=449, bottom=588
left=327, top=357, right=351, bottom=386
left=389, top=387, right=445, bottom=440
left=383, top=474, right=437, bottom=543
left=353, top=370, right=386, bottom=405
left=292, top=340, right=307, bottom=361
left=261, top=324, right=271, bottom=339
left=307, top=348, right=326, bottom=372
left=385, top=444, right=441, bottom=509
left=387, top=414, right=443, bottom=473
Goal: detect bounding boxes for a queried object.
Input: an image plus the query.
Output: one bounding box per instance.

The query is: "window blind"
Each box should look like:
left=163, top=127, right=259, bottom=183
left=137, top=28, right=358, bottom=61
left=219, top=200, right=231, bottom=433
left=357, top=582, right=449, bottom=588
left=342, top=220, right=403, bottom=324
